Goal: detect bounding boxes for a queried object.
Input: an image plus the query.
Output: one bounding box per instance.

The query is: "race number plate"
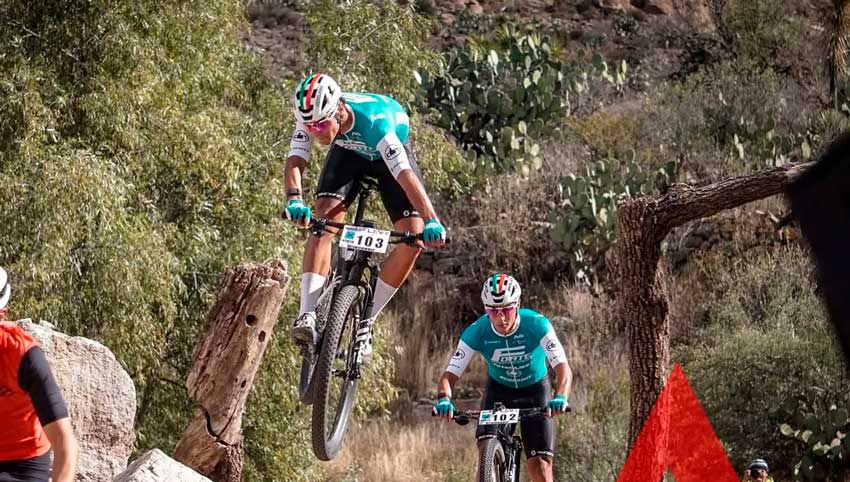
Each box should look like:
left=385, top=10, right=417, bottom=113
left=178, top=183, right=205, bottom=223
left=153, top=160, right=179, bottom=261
left=478, top=409, right=520, bottom=425
left=339, top=225, right=391, bottom=254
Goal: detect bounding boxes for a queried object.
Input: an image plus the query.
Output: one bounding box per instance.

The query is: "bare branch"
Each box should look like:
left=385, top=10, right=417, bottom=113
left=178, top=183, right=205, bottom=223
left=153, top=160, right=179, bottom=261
left=656, top=161, right=813, bottom=230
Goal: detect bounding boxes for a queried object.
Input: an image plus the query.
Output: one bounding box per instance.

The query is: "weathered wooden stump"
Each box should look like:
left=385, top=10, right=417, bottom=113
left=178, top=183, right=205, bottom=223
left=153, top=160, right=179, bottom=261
left=174, top=259, right=290, bottom=482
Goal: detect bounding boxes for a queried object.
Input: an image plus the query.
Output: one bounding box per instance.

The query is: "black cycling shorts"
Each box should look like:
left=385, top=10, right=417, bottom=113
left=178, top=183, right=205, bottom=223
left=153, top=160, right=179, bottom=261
left=0, top=452, right=51, bottom=482
left=315, top=139, right=423, bottom=223
left=475, top=377, right=556, bottom=459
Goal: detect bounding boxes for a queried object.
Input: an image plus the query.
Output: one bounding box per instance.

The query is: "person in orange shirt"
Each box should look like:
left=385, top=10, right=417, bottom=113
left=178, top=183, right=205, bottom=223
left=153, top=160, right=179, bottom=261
left=0, top=267, right=78, bottom=482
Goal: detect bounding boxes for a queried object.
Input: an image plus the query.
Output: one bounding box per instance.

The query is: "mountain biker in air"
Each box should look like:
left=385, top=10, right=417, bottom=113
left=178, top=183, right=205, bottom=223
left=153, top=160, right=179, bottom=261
left=283, top=73, right=446, bottom=363
left=434, top=274, right=572, bottom=482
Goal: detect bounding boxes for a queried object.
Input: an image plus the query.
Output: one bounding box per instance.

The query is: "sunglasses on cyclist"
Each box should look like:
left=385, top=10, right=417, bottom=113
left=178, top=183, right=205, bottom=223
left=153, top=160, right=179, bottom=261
left=304, top=117, right=334, bottom=134
left=485, top=304, right=518, bottom=317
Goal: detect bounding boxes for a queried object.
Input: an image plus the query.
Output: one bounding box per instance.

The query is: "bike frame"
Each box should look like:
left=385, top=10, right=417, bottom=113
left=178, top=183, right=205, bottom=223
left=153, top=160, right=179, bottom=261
left=309, top=177, right=420, bottom=380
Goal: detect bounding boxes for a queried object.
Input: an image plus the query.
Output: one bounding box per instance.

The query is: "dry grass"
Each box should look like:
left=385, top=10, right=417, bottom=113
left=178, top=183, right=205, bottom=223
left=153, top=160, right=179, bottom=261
left=383, top=272, right=490, bottom=400
left=321, top=418, right=478, bottom=482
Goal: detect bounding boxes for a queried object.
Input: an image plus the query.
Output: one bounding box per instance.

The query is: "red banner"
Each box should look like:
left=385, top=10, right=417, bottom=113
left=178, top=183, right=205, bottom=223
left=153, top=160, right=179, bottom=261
left=616, top=364, right=739, bottom=482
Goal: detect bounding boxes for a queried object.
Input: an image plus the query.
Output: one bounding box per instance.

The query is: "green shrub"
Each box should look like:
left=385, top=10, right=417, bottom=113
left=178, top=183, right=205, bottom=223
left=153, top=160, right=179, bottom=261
left=682, top=326, right=846, bottom=477
left=410, top=113, right=479, bottom=198
left=717, top=0, right=804, bottom=69
left=677, top=247, right=848, bottom=475
left=0, top=1, right=389, bottom=480
left=555, top=363, right=630, bottom=482
left=304, top=0, right=439, bottom=105
left=697, top=247, right=823, bottom=338
left=566, top=111, right=642, bottom=158
left=651, top=60, right=811, bottom=177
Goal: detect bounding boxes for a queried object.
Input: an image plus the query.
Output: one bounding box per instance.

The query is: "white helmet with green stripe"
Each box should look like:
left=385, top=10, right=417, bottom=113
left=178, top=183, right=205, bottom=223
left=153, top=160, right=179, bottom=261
left=481, top=273, right=522, bottom=307
left=293, top=73, right=341, bottom=124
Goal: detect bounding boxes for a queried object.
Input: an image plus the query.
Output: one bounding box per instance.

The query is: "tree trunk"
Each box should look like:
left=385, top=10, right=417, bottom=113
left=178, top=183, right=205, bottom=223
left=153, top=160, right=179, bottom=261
left=174, top=259, right=290, bottom=481
left=615, top=162, right=812, bottom=448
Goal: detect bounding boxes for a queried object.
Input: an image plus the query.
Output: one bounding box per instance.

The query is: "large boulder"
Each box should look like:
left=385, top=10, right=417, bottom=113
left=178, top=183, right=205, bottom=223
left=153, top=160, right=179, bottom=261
left=17, top=319, right=136, bottom=482
left=114, top=450, right=212, bottom=482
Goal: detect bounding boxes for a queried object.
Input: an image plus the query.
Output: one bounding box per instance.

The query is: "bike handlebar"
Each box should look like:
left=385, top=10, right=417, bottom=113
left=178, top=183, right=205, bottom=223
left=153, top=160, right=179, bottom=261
left=309, top=218, right=451, bottom=245
left=432, top=406, right=571, bottom=426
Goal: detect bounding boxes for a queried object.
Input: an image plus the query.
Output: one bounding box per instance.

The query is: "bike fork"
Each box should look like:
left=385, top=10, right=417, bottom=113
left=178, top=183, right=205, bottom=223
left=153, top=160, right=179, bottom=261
left=351, top=270, right=379, bottom=376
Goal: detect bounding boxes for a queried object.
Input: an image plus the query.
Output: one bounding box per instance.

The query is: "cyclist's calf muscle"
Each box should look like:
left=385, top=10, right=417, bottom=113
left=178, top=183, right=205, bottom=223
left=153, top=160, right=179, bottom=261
left=379, top=216, right=423, bottom=286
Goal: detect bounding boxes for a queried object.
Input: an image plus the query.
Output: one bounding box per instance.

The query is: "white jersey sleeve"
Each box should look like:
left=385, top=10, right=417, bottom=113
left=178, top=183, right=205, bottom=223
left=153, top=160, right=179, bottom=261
left=539, top=328, right=568, bottom=368
left=376, top=133, right=411, bottom=179
left=286, top=123, right=313, bottom=161
left=445, top=339, right=475, bottom=378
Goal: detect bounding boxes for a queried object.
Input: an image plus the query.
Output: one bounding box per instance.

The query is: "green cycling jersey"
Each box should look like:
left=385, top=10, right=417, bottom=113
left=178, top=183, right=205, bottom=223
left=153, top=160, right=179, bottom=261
left=287, top=92, right=412, bottom=178
left=445, top=308, right=568, bottom=389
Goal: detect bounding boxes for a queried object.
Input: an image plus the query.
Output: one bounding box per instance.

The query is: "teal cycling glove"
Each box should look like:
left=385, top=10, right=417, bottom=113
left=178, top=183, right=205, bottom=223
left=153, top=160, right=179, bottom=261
left=547, top=394, right=568, bottom=413
left=434, top=397, right=455, bottom=416
left=423, top=218, right=445, bottom=242
left=285, top=199, right=311, bottom=222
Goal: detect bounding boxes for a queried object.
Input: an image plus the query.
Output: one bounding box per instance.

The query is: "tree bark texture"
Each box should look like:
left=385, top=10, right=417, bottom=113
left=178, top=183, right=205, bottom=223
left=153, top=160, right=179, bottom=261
left=174, top=259, right=290, bottom=481
left=615, top=162, right=812, bottom=448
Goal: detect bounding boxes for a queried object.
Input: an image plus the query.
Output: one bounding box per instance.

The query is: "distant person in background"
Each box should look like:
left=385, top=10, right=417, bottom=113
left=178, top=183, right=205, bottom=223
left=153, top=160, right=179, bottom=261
left=0, top=267, right=78, bottom=482
left=742, top=458, right=774, bottom=482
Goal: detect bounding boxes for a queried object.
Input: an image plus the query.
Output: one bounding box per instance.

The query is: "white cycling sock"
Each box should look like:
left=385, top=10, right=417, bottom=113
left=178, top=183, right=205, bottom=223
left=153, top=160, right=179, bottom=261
left=367, top=277, right=399, bottom=321
left=298, top=272, right=327, bottom=316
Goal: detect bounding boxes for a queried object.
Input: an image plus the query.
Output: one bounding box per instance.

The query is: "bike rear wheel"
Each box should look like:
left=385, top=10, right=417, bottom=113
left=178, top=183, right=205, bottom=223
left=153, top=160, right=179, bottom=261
left=310, top=284, right=362, bottom=461
left=478, top=438, right=508, bottom=482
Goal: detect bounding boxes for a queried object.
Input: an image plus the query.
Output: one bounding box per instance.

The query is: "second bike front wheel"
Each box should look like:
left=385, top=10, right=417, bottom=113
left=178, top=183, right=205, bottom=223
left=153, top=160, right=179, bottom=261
left=310, top=284, right=362, bottom=461
left=478, top=438, right=508, bottom=482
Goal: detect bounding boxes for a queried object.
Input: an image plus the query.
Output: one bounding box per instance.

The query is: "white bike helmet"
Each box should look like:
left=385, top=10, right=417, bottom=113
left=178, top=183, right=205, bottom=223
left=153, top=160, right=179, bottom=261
left=481, top=273, right=521, bottom=307
left=293, top=73, right=342, bottom=124
left=0, top=267, right=10, bottom=310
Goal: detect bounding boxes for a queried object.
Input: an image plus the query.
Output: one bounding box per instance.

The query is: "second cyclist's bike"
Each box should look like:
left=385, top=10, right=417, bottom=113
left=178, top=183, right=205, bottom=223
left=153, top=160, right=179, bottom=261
left=296, top=176, right=422, bottom=461
left=445, top=403, right=571, bottom=482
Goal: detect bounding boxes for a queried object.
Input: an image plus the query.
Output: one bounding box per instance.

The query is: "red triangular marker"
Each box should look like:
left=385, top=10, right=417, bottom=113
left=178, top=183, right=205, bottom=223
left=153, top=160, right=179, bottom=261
left=616, top=364, right=739, bottom=482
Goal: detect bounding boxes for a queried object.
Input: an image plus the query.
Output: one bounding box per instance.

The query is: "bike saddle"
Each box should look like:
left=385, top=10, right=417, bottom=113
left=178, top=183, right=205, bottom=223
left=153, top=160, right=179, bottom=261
left=359, top=176, right=379, bottom=191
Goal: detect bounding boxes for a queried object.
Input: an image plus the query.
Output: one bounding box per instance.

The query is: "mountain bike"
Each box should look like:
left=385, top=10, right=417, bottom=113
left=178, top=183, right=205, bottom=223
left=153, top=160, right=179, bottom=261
left=295, top=176, right=423, bottom=461
left=446, top=403, right=571, bottom=482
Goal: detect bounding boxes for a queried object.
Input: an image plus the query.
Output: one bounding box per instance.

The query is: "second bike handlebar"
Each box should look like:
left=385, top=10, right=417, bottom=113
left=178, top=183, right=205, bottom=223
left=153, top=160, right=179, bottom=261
left=433, top=406, right=572, bottom=426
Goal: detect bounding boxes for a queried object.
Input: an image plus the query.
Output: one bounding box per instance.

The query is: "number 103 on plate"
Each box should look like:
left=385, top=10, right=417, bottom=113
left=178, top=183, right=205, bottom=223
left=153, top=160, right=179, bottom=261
left=339, top=225, right=391, bottom=254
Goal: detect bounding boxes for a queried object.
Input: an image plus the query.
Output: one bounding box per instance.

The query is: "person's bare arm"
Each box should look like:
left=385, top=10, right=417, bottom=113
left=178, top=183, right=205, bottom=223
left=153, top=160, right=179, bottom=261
left=438, top=371, right=459, bottom=399
left=285, top=155, right=308, bottom=198
left=283, top=154, right=309, bottom=228
left=42, top=418, right=77, bottom=482
left=396, top=170, right=438, bottom=221
left=552, top=360, right=572, bottom=399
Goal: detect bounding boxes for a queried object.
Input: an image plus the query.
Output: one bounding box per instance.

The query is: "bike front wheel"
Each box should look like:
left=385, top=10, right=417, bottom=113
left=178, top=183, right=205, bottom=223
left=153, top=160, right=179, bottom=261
left=310, top=284, right=362, bottom=461
left=478, top=438, right=508, bottom=482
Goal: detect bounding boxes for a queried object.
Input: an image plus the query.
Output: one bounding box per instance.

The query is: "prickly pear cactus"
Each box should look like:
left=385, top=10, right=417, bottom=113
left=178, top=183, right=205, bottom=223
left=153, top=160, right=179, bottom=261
left=415, top=27, right=566, bottom=173
left=777, top=398, right=850, bottom=481
left=549, top=156, right=676, bottom=285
